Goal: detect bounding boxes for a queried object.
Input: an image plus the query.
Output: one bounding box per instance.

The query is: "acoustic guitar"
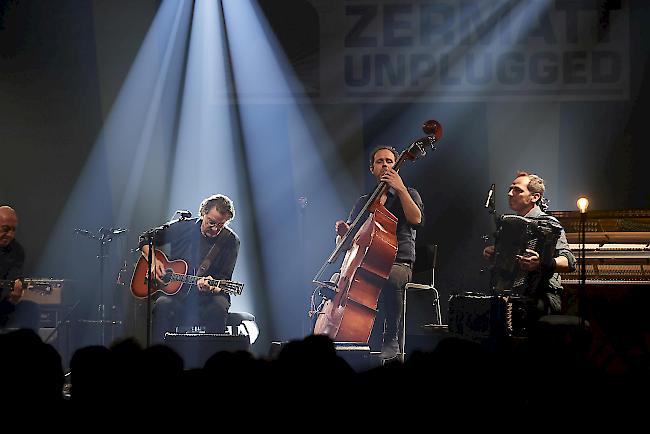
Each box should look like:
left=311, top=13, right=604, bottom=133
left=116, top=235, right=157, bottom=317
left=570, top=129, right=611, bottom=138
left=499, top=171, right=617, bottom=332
left=130, top=249, right=244, bottom=298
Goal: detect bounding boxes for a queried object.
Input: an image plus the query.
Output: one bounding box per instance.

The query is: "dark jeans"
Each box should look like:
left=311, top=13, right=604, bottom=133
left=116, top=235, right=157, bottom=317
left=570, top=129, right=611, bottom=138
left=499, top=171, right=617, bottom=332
left=380, top=263, right=412, bottom=345
left=152, top=294, right=230, bottom=344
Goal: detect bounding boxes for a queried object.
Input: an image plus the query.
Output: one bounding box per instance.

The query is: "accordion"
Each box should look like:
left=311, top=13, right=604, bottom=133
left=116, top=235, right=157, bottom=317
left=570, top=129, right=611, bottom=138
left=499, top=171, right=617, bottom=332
left=448, top=293, right=527, bottom=339
left=490, top=214, right=563, bottom=295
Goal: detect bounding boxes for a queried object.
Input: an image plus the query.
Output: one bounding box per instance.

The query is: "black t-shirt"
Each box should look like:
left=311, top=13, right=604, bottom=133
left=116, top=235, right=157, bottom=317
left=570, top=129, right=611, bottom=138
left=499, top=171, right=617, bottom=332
left=346, top=187, right=424, bottom=265
left=0, top=239, right=25, bottom=315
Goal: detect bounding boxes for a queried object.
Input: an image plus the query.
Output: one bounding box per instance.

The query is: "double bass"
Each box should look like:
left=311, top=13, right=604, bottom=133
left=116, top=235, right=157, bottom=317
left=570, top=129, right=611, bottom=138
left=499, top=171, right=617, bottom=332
left=312, top=120, right=443, bottom=342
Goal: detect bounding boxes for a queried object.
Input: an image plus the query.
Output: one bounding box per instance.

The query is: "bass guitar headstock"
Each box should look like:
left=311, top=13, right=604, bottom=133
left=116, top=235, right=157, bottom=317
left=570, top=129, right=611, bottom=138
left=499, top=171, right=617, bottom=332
left=403, top=119, right=443, bottom=161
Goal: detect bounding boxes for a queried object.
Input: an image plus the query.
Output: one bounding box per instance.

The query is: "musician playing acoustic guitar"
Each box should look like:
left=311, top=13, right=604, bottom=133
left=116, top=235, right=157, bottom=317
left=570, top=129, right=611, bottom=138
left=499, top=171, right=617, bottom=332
left=335, top=147, right=424, bottom=361
left=0, top=206, right=40, bottom=331
left=139, top=195, right=240, bottom=344
left=483, top=172, right=576, bottom=324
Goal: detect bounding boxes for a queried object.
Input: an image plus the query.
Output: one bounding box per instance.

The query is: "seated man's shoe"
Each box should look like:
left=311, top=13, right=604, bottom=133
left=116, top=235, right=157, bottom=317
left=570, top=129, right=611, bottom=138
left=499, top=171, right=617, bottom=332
left=379, top=337, right=400, bottom=361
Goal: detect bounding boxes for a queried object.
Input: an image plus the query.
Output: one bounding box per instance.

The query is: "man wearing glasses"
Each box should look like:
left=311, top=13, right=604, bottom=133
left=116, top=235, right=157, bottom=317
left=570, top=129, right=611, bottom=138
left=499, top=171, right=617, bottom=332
left=140, top=194, right=240, bottom=343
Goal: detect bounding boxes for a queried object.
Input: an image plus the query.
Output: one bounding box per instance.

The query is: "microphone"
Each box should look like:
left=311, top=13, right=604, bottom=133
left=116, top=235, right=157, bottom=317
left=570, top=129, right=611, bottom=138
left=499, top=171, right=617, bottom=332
left=484, top=183, right=495, bottom=208
left=176, top=210, right=192, bottom=219
left=98, top=227, right=128, bottom=242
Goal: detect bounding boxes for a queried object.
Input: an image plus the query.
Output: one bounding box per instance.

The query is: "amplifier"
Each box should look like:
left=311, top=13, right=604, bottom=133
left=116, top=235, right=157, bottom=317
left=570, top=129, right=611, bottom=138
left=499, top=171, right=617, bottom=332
left=21, top=279, right=68, bottom=305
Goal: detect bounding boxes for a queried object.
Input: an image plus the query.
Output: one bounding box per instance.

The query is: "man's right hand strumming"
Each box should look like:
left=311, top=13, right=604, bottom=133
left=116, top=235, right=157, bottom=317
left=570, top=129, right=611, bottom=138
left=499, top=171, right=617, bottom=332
left=8, top=279, right=24, bottom=304
left=141, top=245, right=166, bottom=283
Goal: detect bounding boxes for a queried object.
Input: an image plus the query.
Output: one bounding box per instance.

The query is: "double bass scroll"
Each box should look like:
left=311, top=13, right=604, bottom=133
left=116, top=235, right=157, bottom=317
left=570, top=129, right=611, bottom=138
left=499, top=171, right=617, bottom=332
left=312, top=120, right=443, bottom=342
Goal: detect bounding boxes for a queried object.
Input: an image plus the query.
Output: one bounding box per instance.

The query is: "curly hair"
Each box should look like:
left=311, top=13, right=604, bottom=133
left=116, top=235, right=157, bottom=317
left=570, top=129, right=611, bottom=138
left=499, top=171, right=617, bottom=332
left=198, top=194, right=235, bottom=220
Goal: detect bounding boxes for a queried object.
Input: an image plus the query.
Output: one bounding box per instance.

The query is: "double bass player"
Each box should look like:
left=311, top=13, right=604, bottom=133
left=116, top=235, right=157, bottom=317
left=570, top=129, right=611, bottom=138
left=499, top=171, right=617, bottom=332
left=335, top=146, right=424, bottom=361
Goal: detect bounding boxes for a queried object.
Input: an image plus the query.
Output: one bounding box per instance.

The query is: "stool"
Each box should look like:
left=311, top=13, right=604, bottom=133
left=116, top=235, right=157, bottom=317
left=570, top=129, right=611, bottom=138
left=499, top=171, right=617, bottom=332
left=226, top=311, right=259, bottom=344
left=175, top=312, right=258, bottom=343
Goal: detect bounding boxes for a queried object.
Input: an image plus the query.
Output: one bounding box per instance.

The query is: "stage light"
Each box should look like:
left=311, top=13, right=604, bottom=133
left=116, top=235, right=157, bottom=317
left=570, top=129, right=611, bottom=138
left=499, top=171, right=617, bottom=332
left=577, top=197, right=589, bottom=213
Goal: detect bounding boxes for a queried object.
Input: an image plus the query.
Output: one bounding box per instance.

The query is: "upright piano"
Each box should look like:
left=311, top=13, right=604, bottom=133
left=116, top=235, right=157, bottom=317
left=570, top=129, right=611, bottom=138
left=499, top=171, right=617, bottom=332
left=551, top=210, right=650, bottom=285
left=549, top=209, right=650, bottom=371
left=549, top=209, right=650, bottom=289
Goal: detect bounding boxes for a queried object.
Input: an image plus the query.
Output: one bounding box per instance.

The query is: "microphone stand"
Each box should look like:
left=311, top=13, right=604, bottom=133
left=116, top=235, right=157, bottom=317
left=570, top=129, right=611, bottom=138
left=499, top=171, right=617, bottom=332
left=579, top=210, right=587, bottom=327
left=99, top=231, right=106, bottom=345
left=139, top=215, right=177, bottom=347
left=138, top=228, right=158, bottom=348
left=297, top=196, right=310, bottom=336
left=482, top=183, right=498, bottom=293
left=44, top=299, right=81, bottom=369
left=74, top=227, right=127, bottom=346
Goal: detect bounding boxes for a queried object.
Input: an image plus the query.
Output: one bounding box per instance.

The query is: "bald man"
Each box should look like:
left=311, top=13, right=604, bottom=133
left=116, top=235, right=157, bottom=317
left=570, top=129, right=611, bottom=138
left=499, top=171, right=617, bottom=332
left=0, top=206, right=39, bottom=330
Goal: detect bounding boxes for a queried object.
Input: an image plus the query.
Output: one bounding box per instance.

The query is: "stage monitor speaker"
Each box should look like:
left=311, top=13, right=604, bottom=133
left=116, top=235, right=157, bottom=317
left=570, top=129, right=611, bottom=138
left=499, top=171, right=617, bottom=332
left=164, top=333, right=250, bottom=369
left=334, top=342, right=375, bottom=372
left=268, top=340, right=377, bottom=372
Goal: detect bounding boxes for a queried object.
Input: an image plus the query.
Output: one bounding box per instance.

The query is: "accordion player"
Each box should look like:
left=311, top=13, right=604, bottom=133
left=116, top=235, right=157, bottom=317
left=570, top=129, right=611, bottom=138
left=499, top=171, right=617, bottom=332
left=491, top=215, right=568, bottom=297
left=467, top=173, right=577, bottom=338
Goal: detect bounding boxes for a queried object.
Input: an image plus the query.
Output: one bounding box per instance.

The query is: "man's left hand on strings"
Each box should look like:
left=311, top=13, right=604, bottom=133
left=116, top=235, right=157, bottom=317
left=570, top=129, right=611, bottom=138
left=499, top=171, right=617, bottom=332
left=380, top=168, right=407, bottom=193
left=197, top=276, right=221, bottom=293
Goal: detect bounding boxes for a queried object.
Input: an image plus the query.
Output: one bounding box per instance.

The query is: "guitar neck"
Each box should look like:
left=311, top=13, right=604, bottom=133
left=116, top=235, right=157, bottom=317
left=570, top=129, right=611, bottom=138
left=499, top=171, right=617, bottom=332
left=160, top=269, right=242, bottom=296
left=169, top=274, right=224, bottom=289
left=170, top=273, right=199, bottom=286
left=1, top=278, right=48, bottom=289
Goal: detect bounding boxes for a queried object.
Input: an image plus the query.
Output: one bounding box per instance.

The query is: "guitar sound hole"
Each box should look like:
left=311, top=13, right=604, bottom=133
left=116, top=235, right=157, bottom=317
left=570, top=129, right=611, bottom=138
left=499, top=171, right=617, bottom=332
left=161, top=270, right=173, bottom=285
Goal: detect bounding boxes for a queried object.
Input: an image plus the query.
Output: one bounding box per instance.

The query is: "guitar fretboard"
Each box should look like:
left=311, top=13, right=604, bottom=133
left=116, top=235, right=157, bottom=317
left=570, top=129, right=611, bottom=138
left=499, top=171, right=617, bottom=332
left=169, top=273, right=222, bottom=287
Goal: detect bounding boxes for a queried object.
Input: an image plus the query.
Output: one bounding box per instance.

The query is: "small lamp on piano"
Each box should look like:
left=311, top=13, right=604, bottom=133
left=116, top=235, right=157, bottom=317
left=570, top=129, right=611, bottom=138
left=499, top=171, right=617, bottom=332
left=576, top=197, right=589, bottom=214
